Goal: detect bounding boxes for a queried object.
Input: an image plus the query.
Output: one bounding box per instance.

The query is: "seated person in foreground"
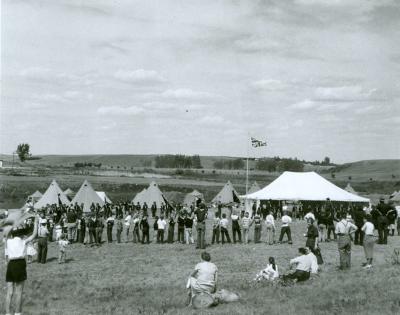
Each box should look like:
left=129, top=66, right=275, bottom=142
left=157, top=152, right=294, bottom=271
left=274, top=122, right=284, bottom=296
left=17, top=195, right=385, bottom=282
left=254, top=256, right=279, bottom=282
left=283, top=247, right=313, bottom=282
left=187, top=252, right=218, bottom=301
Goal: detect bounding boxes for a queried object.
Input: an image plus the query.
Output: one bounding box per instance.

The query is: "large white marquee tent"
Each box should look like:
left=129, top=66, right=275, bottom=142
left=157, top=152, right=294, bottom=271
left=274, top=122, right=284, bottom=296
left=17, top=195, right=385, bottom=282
left=242, top=171, right=369, bottom=203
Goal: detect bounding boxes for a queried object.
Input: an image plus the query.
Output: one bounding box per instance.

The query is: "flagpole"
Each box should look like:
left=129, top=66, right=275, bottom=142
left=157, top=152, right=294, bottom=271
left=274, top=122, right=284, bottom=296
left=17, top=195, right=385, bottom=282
left=246, top=133, right=249, bottom=195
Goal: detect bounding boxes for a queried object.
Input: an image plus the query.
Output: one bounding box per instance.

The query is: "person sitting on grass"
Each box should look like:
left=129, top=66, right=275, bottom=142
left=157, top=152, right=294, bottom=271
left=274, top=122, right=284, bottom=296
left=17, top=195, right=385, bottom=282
left=186, top=251, right=218, bottom=306
left=254, top=257, right=279, bottom=282
left=282, top=247, right=313, bottom=283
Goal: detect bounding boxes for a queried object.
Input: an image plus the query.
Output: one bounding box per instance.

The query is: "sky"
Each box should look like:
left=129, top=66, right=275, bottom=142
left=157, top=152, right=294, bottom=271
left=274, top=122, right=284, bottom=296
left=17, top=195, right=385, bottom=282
left=1, top=0, right=399, bottom=163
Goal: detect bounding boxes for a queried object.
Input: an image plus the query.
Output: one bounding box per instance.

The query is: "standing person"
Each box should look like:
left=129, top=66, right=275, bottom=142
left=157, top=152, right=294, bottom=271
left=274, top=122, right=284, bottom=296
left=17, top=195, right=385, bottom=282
left=151, top=202, right=157, bottom=218
left=253, top=211, right=262, bottom=244
left=37, top=216, right=49, bottom=264
left=353, top=206, right=365, bottom=245
left=376, top=198, right=390, bottom=245
left=142, top=202, right=149, bottom=217
left=241, top=212, right=253, bottom=244
left=116, top=216, right=123, bottom=244
left=124, top=212, right=132, bottom=243
left=305, top=218, right=323, bottom=265
left=335, top=213, right=358, bottom=270
left=317, top=209, right=327, bottom=243
left=361, top=214, right=375, bottom=269
left=140, top=215, right=150, bottom=244
left=211, top=212, right=221, bottom=245
left=96, top=216, right=104, bottom=245
left=386, top=204, right=397, bottom=237
left=177, top=211, right=186, bottom=244
left=4, top=224, right=37, bottom=315
left=153, top=216, right=159, bottom=243
left=57, top=234, right=69, bottom=264
left=88, top=215, right=97, bottom=245
left=167, top=214, right=176, bottom=243
left=265, top=211, right=275, bottom=245
left=184, top=212, right=194, bottom=245
left=194, top=206, right=207, bottom=249
left=132, top=214, right=141, bottom=243
left=66, top=209, right=77, bottom=243
left=278, top=211, right=292, bottom=245
left=219, top=213, right=231, bottom=244
left=106, top=214, right=114, bottom=243
left=157, top=215, right=167, bottom=243
left=326, top=208, right=337, bottom=242
left=304, top=208, right=316, bottom=222
left=231, top=211, right=242, bottom=244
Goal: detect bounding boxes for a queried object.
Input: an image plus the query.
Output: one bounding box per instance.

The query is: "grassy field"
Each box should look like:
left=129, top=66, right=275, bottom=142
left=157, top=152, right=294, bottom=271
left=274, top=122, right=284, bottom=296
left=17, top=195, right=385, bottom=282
left=1, top=220, right=400, bottom=315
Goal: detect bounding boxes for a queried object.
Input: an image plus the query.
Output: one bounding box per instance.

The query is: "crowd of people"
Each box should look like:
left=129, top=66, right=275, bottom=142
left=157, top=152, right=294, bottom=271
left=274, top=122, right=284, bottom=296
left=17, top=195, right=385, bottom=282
left=2, top=196, right=399, bottom=313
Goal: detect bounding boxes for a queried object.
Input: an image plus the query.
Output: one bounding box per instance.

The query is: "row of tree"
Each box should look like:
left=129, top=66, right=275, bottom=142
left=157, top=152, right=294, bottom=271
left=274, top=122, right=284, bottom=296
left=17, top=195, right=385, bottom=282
left=213, top=158, right=245, bottom=170
left=255, top=157, right=304, bottom=172
left=154, top=154, right=202, bottom=169
left=74, top=162, right=102, bottom=168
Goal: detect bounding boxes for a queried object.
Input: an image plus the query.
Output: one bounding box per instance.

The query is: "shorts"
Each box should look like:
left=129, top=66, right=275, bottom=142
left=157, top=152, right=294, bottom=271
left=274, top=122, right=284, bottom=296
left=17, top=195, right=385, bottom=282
left=6, top=259, right=27, bottom=283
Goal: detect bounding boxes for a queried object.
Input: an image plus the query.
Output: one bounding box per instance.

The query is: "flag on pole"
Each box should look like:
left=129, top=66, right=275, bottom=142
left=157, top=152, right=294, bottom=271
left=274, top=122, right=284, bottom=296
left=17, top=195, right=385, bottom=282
left=251, top=137, right=267, bottom=148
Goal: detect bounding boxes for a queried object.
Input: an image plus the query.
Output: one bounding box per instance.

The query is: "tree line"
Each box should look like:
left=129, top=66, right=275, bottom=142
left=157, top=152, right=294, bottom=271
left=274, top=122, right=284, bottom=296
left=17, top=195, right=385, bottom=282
left=154, top=155, right=202, bottom=169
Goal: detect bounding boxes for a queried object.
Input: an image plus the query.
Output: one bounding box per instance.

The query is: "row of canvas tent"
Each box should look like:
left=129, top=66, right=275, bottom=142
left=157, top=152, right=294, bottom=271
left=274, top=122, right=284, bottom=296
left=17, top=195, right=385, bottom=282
left=32, top=180, right=112, bottom=212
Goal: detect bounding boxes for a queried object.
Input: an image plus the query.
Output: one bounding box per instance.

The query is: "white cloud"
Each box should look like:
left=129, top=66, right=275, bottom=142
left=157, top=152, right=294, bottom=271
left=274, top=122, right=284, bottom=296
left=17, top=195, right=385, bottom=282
left=114, top=69, right=166, bottom=85
left=314, top=85, right=373, bottom=101
left=293, top=119, right=304, bottom=127
left=251, top=79, right=288, bottom=91
left=161, top=89, right=215, bottom=100
left=197, top=115, right=226, bottom=125
left=19, top=67, right=52, bottom=80
left=233, top=35, right=282, bottom=53
left=97, top=105, right=144, bottom=116
left=289, top=99, right=318, bottom=110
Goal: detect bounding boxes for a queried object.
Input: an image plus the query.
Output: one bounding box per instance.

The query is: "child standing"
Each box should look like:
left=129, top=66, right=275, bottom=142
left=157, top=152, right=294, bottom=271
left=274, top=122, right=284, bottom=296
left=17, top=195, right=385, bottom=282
left=26, top=241, right=36, bottom=264
left=241, top=212, right=253, bottom=244
left=140, top=215, right=150, bottom=244
left=157, top=215, right=167, bottom=243
left=153, top=216, right=159, bottom=243
left=58, top=235, right=69, bottom=264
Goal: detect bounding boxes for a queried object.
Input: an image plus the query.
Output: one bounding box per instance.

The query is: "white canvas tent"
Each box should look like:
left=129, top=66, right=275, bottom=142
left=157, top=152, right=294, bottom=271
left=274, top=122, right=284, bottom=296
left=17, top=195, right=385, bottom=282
left=247, top=182, right=261, bottom=194
left=390, top=191, right=400, bottom=203
left=389, top=191, right=399, bottom=199
left=211, top=181, right=240, bottom=205
left=242, top=172, right=369, bottom=203
left=64, top=188, right=74, bottom=196
left=183, top=190, right=204, bottom=206
left=344, top=183, right=358, bottom=195
left=96, top=191, right=112, bottom=203
left=70, top=180, right=105, bottom=212
left=28, top=190, right=43, bottom=203
left=34, top=180, right=70, bottom=209
left=132, top=182, right=168, bottom=209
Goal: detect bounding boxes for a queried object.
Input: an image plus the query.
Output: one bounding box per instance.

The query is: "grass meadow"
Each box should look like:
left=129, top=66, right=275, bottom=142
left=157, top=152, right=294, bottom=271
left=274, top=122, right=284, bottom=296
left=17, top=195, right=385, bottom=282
left=1, top=220, right=400, bottom=315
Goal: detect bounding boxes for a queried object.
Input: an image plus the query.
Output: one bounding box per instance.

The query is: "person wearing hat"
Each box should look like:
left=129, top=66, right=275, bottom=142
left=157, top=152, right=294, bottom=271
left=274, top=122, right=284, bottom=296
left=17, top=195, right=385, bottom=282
left=37, top=213, right=49, bottom=264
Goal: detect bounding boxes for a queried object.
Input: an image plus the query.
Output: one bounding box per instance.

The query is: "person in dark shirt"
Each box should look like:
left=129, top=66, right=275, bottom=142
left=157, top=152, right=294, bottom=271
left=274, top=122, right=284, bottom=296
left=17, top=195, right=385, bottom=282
left=376, top=198, right=390, bottom=244
left=353, top=206, right=365, bottom=245
left=194, top=206, right=207, bottom=249
left=140, top=215, right=150, bottom=244
left=167, top=215, right=176, bottom=243
left=151, top=202, right=157, bottom=218
left=177, top=212, right=186, bottom=243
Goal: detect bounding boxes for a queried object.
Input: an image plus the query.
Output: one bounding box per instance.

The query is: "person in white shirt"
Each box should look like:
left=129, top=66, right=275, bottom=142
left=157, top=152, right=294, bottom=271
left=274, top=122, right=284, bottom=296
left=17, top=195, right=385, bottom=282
left=219, top=213, right=231, bottom=244
left=361, top=214, right=375, bottom=268
left=186, top=252, right=218, bottom=307
left=4, top=219, right=37, bottom=315
left=241, top=212, right=253, bottom=244
left=278, top=211, right=292, bottom=245
left=254, top=257, right=279, bottom=282
left=124, top=213, right=132, bottom=242
left=283, top=247, right=312, bottom=282
left=157, top=215, right=167, bottom=243
left=335, top=213, right=357, bottom=270
left=265, top=212, right=275, bottom=245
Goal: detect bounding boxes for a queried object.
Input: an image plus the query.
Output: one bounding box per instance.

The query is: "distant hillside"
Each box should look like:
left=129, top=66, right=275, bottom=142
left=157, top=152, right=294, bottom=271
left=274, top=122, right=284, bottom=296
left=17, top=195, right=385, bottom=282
left=1, top=154, right=399, bottom=182
left=326, top=160, right=400, bottom=181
